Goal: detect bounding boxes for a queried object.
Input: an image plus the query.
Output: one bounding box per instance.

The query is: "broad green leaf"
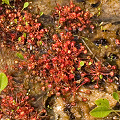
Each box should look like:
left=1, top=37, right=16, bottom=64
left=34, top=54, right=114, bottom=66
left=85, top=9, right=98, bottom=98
left=2, top=0, right=10, bottom=5
left=90, top=106, right=112, bottom=118
left=80, top=61, right=84, bottom=67
left=95, top=98, right=110, bottom=108
left=40, top=12, right=44, bottom=16
left=16, top=53, right=24, bottom=60
left=0, top=73, right=8, bottom=92
left=22, top=2, right=29, bottom=10
left=112, top=92, right=119, bottom=101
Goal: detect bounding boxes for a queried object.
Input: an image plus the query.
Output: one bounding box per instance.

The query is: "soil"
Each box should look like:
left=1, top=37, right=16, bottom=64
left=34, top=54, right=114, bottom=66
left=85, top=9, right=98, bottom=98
left=0, top=0, right=120, bottom=120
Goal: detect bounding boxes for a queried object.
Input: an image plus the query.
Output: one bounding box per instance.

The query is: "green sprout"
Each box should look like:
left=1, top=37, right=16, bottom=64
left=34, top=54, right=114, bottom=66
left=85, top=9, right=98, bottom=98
left=21, top=2, right=29, bottom=11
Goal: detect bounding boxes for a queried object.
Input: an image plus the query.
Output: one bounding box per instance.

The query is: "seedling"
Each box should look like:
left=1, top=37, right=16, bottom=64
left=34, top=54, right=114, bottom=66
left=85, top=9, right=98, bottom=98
left=0, top=73, right=8, bottom=93
left=90, top=94, right=120, bottom=118
left=21, top=2, right=29, bottom=11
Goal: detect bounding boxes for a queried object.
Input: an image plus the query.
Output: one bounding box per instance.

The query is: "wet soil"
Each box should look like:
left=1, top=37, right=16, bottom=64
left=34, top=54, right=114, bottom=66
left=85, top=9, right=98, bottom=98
left=0, top=0, right=120, bottom=120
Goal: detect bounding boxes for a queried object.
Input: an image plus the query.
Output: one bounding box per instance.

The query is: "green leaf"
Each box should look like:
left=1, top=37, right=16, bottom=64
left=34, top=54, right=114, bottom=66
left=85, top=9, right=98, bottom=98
left=40, top=12, right=44, bottom=16
left=95, top=98, right=110, bottom=108
left=39, top=41, right=42, bottom=45
left=23, top=17, right=25, bottom=20
left=25, top=22, right=28, bottom=26
left=77, top=67, right=81, bottom=70
left=2, top=0, right=9, bottom=5
left=16, top=53, right=24, bottom=60
left=14, top=19, right=17, bottom=24
left=90, top=106, right=112, bottom=118
left=105, top=45, right=108, bottom=48
left=22, top=2, right=29, bottom=11
left=112, top=92, right=119, bottom=101
left=0, top=73, right=8, bottom=92
left=99, top=75, right=103, bottom=79
left=88, top=62, right=92, bottom=65
left=18, top=37, right=21, bottom=41
left=80, top=61, right=84, bottom=67
left=23, top=33, right=26, bottom=38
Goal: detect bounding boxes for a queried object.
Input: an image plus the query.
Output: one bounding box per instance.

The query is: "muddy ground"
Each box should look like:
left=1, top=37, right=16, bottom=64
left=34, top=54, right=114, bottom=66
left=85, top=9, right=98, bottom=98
left=0, top=0, right=120, bottom=120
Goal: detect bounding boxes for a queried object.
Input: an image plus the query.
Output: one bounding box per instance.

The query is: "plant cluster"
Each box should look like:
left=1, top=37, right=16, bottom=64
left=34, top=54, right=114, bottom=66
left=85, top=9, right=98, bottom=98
left=0, top=0, right=119, bottom=119
left=0, top=0, right=117, bottom=99
left=0, top=75, right=48, bottom=120
left=17, top=31, right=117, bottom=100
left=0, top=1, right=47, bottom=49
left=53, top=1, right=94, bottom=32
left=1, top=93, right=35, bottom=120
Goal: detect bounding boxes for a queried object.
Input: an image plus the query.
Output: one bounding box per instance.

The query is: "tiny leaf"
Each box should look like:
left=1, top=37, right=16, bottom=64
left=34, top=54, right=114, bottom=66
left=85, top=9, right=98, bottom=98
left=16, top=53, right=24, bottom=60
left=2, top=1, right=4, bottom=4
left=0, top=73, right=8, bottom=92
left=23, top=33, right=26, bottom=38
left=18, top=37, right=21, bottom=41
left=25, top=22, right=28, bottom=26
left=40, top=12, right=44, bottom=16
left=23, top=17, right=25, bottom=20
left=80, top=61, right=84, bottom=67
left=22, top=2, right=29, bottom=10
left=112, top=92, right=119, bottom=101
left=90, top=106, right=112, bottom=118
left=105, top=45, right=108, bottom=48
left=39, top=41, right=42, bottom=45
left=77, top=67, right=81, bottom=70
left=95, top=98, right=110, bottom=108
left=99, top=75, right=103, bottom=79
left=2, top=0, right=9, bottom=5
left=14, top=19, right=17, bottom=24
left=88, top=62, right=92, bottom=65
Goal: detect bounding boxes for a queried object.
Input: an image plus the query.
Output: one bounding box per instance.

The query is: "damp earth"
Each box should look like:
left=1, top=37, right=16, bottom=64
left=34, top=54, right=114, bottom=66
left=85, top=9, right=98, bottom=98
left=0, top=0, right=120, bottom=120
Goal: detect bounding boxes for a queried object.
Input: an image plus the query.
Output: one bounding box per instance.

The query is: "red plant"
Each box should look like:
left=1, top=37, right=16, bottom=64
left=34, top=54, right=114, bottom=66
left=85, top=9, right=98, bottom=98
left=0, top=2, right=118, bottom=119
left=53, top=1, right=94, bottom=32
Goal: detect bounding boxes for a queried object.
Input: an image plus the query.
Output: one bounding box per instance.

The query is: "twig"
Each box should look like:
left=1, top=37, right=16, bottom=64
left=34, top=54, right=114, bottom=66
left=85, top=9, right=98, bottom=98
left=81, top=38, right=100, bottom=61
